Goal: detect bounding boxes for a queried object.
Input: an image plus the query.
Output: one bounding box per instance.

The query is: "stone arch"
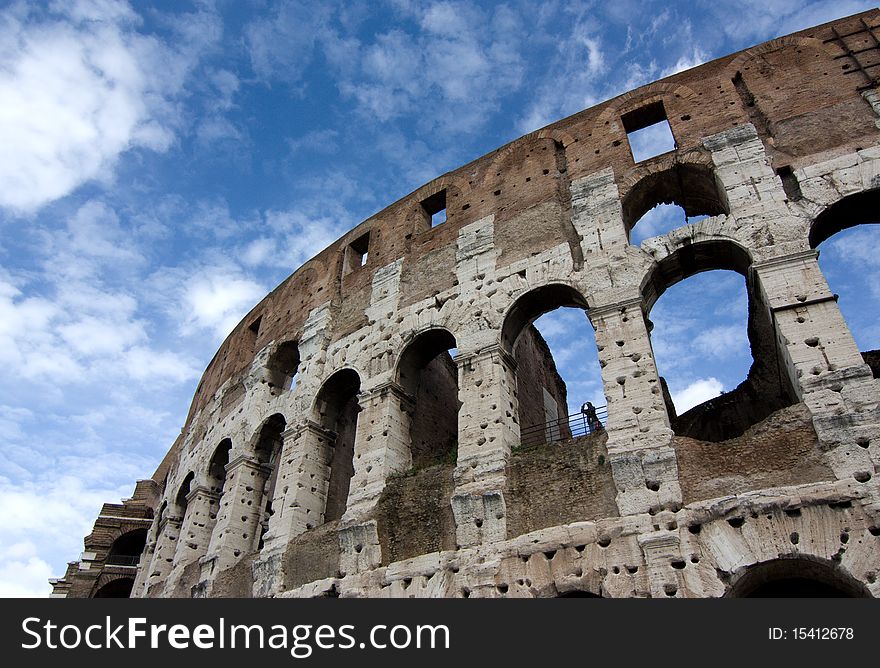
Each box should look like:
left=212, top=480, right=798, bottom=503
left=484, top=134, right=566, bottom=186
left=725, top=556, right=871, bottom=598
left=501, top=282, right=590, bottom=354
left=106, top=528, right=148, bottom=567
left=556, top=590, right=603, bottom=598
left=263, top=340, right=300, bottom=394
left=620, top=153, right=728, bottom=240
left=500, top=282, right=606, bottom=445
left=726, top=37, right=857, bottom=157
left=395, top=327, right=460, bottom=469
left=174, top=471, right=195, bottom=517
left=597, top=82, right=701, bottom=127
left=207, top=438, right=232, bottom=494
left=93, top=575, right=135, bottom=598
left=640, top=236, right=753, bottom=312
left=640, top=237, right=797, bottom=441
left=809, top=187, right=880, bottom=248
left=726, top=36, right=838, bottom=79
left=807, top=187, right=880, bottom=375
left=313, top=368, right=362, bottom=522
left=252, top=413, right=287, bottom=548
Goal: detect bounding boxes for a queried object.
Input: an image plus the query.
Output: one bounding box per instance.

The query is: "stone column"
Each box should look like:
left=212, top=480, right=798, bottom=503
left=131, top=516, right=158, bottom=598
left=262, top=421, right=334, bottom=549
left=342, top=381, right=413, bottom=522
left=143, top=515, right=180, bottom=597
left=451, top=344, right=518, bottom=547
left=754, top=250, right=879, bottom=477
left=327, top=382, right=412, bottom=575
left=163, top=485, right=220, bottom=595
left=591, top=297, right=681, bottom=515
left=200, top=456, right=271, bottom=577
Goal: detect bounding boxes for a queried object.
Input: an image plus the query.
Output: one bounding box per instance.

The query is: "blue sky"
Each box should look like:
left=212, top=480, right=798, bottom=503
left=0, top=0, right=877, bottom=597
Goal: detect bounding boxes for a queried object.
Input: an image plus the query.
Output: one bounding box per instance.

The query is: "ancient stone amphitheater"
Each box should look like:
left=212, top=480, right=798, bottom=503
left=52, top=10, right=880, bottom=599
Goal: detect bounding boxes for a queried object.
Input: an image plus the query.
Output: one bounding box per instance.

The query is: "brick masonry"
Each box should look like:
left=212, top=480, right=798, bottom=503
left=53, top=11, right=880, bottom=599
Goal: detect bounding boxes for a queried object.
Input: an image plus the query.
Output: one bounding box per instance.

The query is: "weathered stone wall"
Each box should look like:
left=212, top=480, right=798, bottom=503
left=56, top=11, right=880, bottom=599
left=513, top=325, right=570, bottom=432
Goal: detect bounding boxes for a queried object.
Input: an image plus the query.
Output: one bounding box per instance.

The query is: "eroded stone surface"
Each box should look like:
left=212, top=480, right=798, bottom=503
left=54, top=11, right=880, bottom=599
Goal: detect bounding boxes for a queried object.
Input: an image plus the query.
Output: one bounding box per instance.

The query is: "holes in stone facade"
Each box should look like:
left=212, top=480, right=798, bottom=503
left=344, top=231, right=370, bottom=274
left=265, top=341, right=300, bottom=393
left=246, top=316, right=262, bottom=351
left=315, top=369, right=361, bottom=523
left=622, top=101, right=676, bottom=163
left=775, top=165, right=803, bottom=201
left=421, top=189, right=447, bottom=227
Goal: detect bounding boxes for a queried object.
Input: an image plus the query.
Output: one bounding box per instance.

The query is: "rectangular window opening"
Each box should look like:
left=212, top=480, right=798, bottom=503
left=247, top=316, right=262, bottom=350
left=622, top=101, right=677, bottom=163
left=345, top=231, right=370, bottom=273
left=776, top=165, right=803, bottom=201
left=421, top=189, right=447, bottom=228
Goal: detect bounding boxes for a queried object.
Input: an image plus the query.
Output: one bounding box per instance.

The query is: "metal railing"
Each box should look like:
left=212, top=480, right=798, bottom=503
left=519, top=405, right=607, bottom=448
left=105, top=554, right=140, bottom=567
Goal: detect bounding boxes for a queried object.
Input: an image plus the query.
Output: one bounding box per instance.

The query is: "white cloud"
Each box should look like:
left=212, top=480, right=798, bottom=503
left=335, top=2, right=524, bottom=133
left=0, top=2, right=196, bottom=213
left=693, top=324, right=750, bottom=358
left=662, top=47, right=709, bottom=76
left=182, top=268, right=266, bottom=340
left=0, top=474, right=133, bottom=597
left=0, top=551, right=53, bottom=598
left=245, top=1, right=331, bottom=82
left=672, top=377, right=723, bottom=413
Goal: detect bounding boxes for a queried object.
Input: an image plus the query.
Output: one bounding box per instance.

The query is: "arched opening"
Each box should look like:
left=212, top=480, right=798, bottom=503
left=156, top=500, right=167, bottom=525
left=253, top=414, right=286, bottom=549
left=265, top=340, right=300, bottom=393
left=397, top=329, right=460, bottom=469
left=207, top=439, right=232, bottom=494
left=623, top=164, right=727, bottom=243
left=93, top=577, right=135, bottom=598
left=630, top=204, right=709, bottom=246
left=556, top=590, right=603, bottom=598
left=643, top=240, right=797, bottom=441
left=502, top=284, right=606, bottom=447
left=811, top=190, right=880, bottom=377
left=106, top=528, right=148, bottom=567
left=727, top=557, right=871, bottom=598
left=314, top=369, right=361, bottom=523
left=175, top=472, right=194, bottom=520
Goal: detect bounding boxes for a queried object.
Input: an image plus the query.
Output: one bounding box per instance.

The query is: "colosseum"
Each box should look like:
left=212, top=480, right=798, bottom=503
left=51, top=10, right=880, bottom=599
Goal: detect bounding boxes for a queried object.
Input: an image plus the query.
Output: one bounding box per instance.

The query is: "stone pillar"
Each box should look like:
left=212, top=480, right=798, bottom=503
left=591, top=298, right=681, bottom=515
left=143, top=515, right=180, bottom=597
left=638, top=530, right=682, bottom=598
left=163, top=485, right=220, bottom=595
left=200, top=456, right=270, bottom=577
left=131, top=516, right=158, bottom=598
left=342, top=381, right=413, bottom=522
left=754, top=250, right=880, bottom=477
left=262, top=422, right=333, bottom=549
left=451, top=344, right=518, bottom=547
